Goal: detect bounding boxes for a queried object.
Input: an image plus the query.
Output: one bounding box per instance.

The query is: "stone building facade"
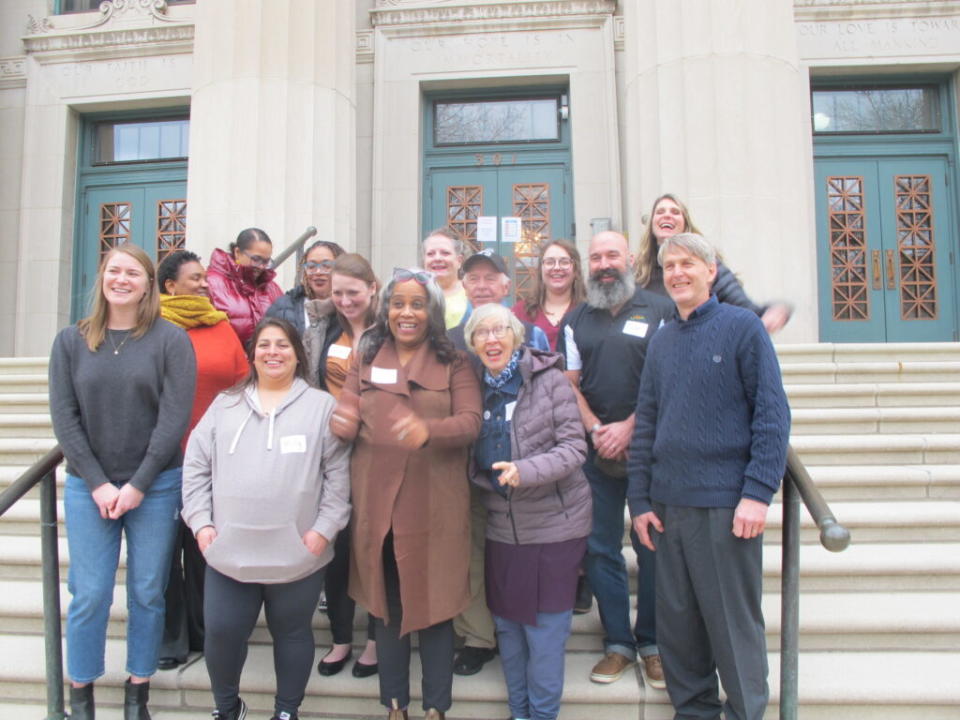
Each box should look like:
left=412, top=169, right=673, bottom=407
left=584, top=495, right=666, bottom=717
left=1, top=0, right=958, bottom=355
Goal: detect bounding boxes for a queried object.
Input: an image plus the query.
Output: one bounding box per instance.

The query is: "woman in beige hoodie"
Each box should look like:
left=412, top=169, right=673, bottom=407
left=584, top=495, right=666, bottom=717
left=182, top=317, right=351, bottom=720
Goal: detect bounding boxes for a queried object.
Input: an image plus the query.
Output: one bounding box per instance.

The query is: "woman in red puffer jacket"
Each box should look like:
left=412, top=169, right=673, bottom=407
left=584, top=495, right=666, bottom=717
left=206, top=228, right=283, bottom=347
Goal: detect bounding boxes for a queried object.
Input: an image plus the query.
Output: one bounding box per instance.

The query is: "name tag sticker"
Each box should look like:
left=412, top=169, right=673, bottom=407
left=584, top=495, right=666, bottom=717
left=623, top=320, right=649, bottom=338
left=371, top=366, right=398, bottom=384
left=280, top=434, right=307, bottom=454
left=505, top=401, right=517, bottom=422
left=328, top=344, right=351, bottom=360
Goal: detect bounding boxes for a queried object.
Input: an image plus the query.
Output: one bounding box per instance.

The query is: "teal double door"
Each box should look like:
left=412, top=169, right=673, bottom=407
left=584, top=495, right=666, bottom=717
left=424, top=161, right=571, bottom=302
left=73, top=176, right=187, bottom=320
left=814, top=154, right=958, bottom=342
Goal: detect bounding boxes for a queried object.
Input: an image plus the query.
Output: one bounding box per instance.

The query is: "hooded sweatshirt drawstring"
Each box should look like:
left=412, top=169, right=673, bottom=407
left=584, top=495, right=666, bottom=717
left=228, top=387, right=279, bottom=454
left=228, top=407, right=254, bottom=455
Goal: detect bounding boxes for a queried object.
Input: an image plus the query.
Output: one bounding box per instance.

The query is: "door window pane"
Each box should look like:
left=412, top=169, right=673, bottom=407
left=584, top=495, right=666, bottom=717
left=95, top=119, right=190, bottom=163
left=435, top=98, right=559, bottom=145
left=812, top=86, right=940, bottom=134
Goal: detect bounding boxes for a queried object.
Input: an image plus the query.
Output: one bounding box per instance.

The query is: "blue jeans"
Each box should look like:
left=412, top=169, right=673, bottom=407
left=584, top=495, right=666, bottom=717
left=64, top=469, right=182, bottom=683
left=494, top=610, right=572, bottom=720
left=583, top=450, right=658, bottom=659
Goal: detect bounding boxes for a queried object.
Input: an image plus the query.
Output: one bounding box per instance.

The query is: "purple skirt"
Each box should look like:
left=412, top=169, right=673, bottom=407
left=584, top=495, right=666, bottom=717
left=484, top=536, right=587, bottom=626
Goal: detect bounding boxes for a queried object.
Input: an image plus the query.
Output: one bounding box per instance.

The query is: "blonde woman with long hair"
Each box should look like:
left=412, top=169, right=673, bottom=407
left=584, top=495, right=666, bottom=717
left=49, top=244, right=196, bottom=720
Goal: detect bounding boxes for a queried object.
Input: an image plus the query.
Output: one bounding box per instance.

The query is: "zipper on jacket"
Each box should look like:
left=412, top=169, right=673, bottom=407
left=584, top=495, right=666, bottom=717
left=555, top=484, right=570, bottom=520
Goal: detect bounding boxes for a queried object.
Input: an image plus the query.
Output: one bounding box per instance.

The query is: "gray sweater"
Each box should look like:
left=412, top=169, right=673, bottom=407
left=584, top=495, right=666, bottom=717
left=48, top=320, right=196, bottom=493
left=181, top=378, right=351, bottom=584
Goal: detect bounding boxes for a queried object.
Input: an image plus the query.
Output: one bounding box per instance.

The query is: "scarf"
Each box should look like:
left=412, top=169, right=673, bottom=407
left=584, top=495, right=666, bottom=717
left=160, top=294, right=228, bottom=329
left=483, top=349, right=522, bottom=389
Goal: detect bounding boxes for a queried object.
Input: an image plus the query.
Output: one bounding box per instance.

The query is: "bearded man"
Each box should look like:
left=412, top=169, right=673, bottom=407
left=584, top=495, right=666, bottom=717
left=557, top=231, right=674, bottom=687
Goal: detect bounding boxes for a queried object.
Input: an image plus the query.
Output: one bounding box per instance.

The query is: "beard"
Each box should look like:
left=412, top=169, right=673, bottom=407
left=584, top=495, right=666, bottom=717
left=587, top=267, right=636, bottom=310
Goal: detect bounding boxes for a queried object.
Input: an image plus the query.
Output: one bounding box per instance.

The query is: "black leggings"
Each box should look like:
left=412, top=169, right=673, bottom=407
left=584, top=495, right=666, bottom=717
left=325, top=522, right=375, bottom=645
left=204, top=565, right=325, bottom=716
left=375, top=533, right=455, bottom=713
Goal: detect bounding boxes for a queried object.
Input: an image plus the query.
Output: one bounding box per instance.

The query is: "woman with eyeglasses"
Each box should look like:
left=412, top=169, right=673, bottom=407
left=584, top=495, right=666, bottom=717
left=267, top=240, right=346, bottom=383
left=330, top=268, right=482, bottom=720
left=206, top=227, right=284, bottom=346
left=513, top=239, right=586, bottom=351
left=465, top=302, right=590, bottom=720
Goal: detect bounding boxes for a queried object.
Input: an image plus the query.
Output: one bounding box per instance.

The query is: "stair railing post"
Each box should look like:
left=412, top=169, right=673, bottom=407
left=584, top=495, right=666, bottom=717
left=40, top=468, right=67, bottom=720
left=779, top=472, right=800, bottom=720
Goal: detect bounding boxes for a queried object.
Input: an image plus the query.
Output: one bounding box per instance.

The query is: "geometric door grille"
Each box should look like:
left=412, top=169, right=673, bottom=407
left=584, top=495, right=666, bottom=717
left=894, top=175, right=938, bottom=320
left=157, top=199, right=187, bottom=261
left=827, top=176, right=870, bottom=321
left=513, top=183, right=551, bottom=301
left=446, top=185, right=483, bottom=253
left=99, top=202, right=131, bottom=258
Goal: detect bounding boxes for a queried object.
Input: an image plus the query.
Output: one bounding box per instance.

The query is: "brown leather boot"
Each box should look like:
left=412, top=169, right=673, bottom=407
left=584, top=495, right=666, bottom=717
left=424, top=710, right=445, bottom=720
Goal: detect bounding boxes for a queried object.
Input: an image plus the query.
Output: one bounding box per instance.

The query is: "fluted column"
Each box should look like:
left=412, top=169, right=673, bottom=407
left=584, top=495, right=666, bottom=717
left=187, top=0, right=356, bottom=282
left=622, top=0, right=816, bottom=341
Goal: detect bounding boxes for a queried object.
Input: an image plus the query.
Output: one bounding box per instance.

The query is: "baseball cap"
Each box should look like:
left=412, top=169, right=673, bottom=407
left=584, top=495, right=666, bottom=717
left=462, top=248, right=508, bottom=275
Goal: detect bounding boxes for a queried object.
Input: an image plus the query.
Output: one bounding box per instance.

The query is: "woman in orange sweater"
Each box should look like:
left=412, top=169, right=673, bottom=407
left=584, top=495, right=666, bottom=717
left=156, top=249, right=249, bottom=669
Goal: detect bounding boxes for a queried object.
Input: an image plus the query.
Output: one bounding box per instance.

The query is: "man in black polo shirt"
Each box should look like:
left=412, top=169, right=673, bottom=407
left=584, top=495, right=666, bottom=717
left=557, top=230, right=674, bottom=687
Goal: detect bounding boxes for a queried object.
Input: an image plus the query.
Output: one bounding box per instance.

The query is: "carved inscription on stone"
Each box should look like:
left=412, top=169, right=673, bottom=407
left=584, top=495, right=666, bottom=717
left=797, top=16, right=960, bottom=58
left=406, top=31, right=574, bottom=68
left=56, top=55, right=185, bottom=96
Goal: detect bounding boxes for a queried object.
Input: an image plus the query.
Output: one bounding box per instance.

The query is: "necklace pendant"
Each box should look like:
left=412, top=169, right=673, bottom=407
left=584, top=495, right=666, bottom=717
left=114, top=349, right=119, bottom=355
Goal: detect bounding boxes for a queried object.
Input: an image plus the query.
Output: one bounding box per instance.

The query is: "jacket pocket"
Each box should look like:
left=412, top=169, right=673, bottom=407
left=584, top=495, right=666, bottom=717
left=203, top=521, right=320, bottom=583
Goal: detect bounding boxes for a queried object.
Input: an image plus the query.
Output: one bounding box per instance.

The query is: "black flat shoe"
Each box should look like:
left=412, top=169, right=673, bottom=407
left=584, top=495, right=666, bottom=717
left=157, top=657, right=183, bottom=670
left=351, top=659, right=378, bottom=678
left=317, top=650, right=352, bottom=676
left=452, top=646, right=496, bottom=676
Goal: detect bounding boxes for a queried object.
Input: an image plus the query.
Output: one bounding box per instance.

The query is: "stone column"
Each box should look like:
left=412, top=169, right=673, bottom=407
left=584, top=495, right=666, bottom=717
left=187, top=0, right=356, bottom=285
left=621, top=0, right=817, bottom=341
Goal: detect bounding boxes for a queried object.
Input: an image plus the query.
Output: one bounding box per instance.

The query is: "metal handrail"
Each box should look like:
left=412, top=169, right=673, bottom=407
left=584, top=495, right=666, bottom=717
left=269, top=225, right=318, bottom=270
left=779, top=444, right=850, bottom=720
left=0, top=445, right=66, bottom=720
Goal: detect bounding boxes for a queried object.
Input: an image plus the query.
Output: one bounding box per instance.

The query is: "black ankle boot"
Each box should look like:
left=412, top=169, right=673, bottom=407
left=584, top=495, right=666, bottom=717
left=123, top=678, right=151, bottom=720
left=69, top=684, right=95, bottom=720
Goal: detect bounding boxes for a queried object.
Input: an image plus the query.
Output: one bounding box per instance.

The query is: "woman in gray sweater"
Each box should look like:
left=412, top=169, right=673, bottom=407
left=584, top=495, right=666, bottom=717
left=182, top=317, right=351, bottom=720
left=465, top=303, right=592, bottom=720
left=49, top=244, right=197, bottom=720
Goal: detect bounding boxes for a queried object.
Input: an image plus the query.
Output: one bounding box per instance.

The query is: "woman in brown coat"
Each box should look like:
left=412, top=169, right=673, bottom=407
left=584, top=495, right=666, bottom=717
left=330, top=268, right=481, bottom=720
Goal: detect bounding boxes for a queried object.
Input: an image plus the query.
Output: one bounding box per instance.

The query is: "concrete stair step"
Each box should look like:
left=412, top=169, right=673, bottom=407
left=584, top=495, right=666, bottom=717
left=803, top=464, right=960, bottom=501
left=775, top=341, right=960, bottom=364
left=0, top=358, right=49, bottom=374
left=779, top=360, right=960, bottom=385
left=790, top=433, right=960, bottom=466
left=790, top=406, right=960, bottom=434
left=785, top=381, right=960, bottom=408
left=0, top=374, right=49, bottom=393
left=0, top=413, right=54, bottom=438
left=763, top=499, right=960, bottom=543
left=1, top=634, right=957, bottom=720
left=0, top=438, right=58, bottom=466
left=0, top=393, right=51, bottom=413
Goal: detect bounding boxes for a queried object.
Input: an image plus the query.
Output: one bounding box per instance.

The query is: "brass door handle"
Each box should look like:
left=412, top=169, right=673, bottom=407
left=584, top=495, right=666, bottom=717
left=872, top=250, right=882, bottom=290
left=885, top=249, right=896, bottom=290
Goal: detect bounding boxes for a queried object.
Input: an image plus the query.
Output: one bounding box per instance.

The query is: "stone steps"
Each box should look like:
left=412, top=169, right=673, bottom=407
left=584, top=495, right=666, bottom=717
left=1, top=345, right=958, bottom=719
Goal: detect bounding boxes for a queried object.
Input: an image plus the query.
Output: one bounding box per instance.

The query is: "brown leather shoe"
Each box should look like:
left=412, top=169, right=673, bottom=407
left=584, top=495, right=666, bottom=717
left=386, top=708, right=408, bottom=720
left=424, top=711, right=445, bottom=720
left=642, top=653, right=666, bottom=689
left=589, top=651, right=635, bottom=684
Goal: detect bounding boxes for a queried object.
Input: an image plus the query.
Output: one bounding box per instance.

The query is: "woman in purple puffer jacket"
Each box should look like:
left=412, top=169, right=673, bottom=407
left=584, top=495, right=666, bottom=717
left=465, top=302, right=592, bottom=720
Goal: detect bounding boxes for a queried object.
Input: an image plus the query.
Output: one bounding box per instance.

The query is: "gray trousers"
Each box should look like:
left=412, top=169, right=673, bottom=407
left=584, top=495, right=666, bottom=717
left=652, top=504, right=768, bottom=720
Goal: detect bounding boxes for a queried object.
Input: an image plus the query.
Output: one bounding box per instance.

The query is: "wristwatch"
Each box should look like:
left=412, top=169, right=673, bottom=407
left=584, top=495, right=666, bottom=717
left=590, top=422, right=601, bottom=434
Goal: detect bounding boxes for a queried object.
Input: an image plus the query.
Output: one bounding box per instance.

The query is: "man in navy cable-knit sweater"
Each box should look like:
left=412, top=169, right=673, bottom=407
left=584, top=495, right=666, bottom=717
left=627, top=233, right=790, bottom=720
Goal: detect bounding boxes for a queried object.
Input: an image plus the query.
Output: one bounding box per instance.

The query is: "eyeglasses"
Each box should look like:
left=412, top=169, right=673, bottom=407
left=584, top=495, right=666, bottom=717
left=542, top=257, right=573, bottom=269
left=392, top=268, right=434, bottom=286
left=304, top=260, right=335, bottom=273
left=241, top=250, right=272, bottom=267
left=473, top=325, right=512, bottom=341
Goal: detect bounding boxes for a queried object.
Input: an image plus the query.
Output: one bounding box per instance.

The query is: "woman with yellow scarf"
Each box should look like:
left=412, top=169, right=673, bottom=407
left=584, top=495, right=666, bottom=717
left=156, top=249, right=249, bottom=670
